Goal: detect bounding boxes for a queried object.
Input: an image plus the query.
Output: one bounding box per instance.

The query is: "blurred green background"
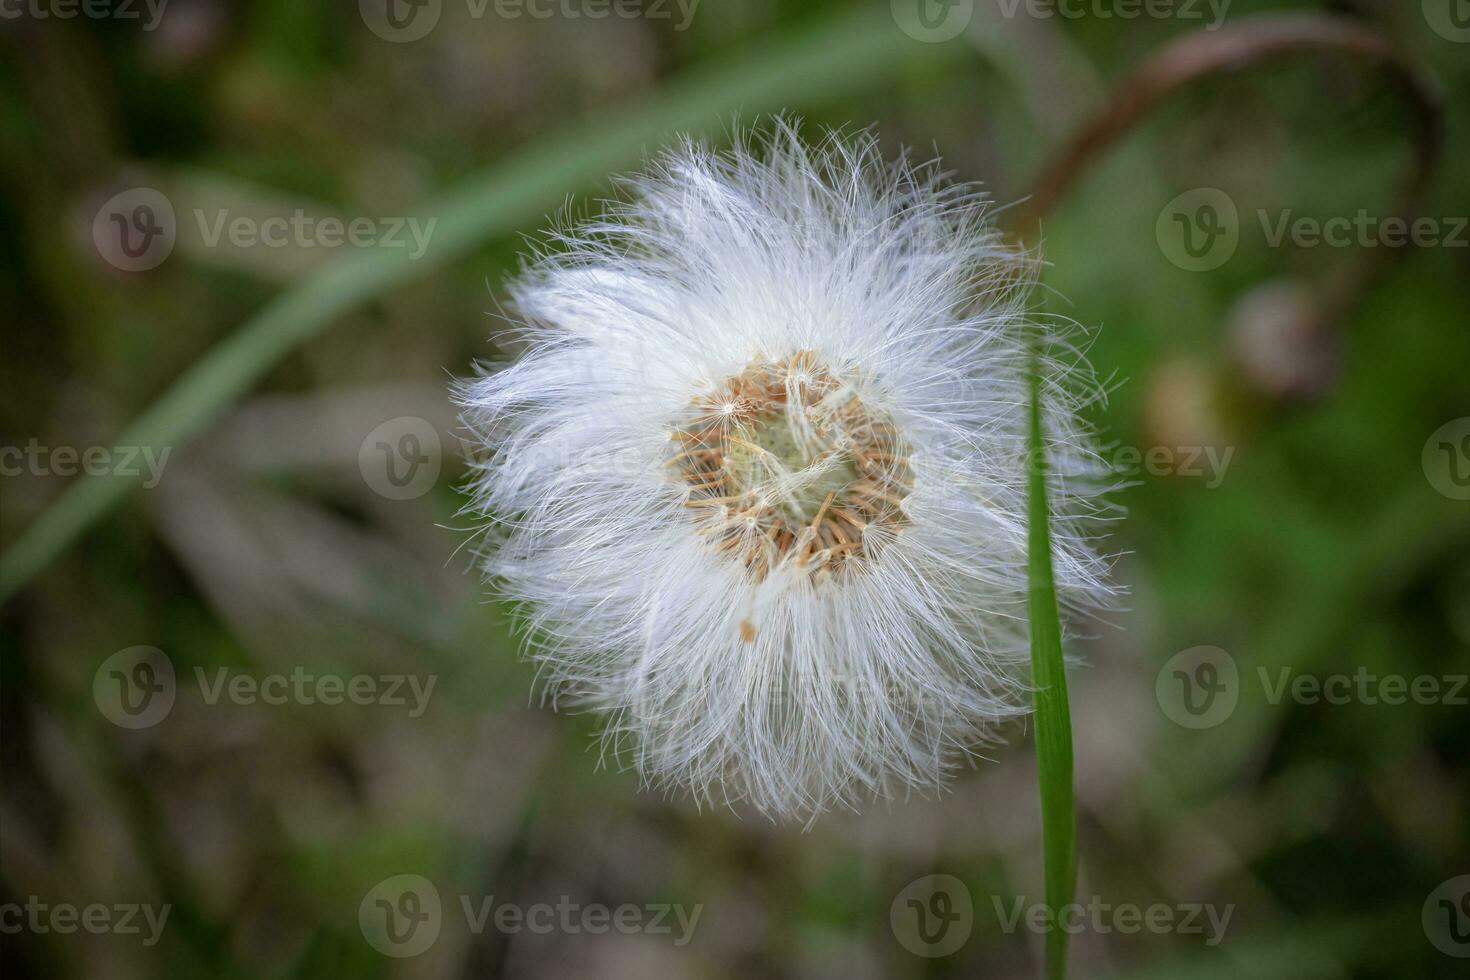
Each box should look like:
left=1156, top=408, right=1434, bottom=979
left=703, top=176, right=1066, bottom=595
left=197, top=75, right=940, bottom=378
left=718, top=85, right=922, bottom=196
left=1, top=1, right=1467, bottom=977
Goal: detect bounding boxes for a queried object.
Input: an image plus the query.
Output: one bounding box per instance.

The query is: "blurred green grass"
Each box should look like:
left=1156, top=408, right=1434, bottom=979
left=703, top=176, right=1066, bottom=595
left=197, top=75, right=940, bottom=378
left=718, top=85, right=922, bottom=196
left=2, top=2, right=1467, bottom=979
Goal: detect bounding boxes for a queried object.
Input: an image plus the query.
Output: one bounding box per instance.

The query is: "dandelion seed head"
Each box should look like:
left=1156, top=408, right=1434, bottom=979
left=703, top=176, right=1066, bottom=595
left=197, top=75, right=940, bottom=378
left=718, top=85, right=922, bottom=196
left=455, top=118, right=1116, bottom=820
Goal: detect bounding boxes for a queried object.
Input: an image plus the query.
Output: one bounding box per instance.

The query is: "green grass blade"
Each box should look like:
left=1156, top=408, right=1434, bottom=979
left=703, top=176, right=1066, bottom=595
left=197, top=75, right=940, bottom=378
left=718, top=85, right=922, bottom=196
left=1028, top=363, right=1078, bottom=980
left=0, top=7, right=952, bottom=604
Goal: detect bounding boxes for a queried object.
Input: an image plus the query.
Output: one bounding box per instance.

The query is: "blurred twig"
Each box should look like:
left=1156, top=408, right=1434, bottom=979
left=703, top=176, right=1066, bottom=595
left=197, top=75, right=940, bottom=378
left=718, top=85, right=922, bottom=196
left=1010, top=12, right=1442, bottom=329
left=1013, top=13, right=1441, bottom=234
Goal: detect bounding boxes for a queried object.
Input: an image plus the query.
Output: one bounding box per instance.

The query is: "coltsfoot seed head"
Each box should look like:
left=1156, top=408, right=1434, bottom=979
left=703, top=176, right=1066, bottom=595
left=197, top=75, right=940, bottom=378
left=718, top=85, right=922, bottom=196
left=672, top=351, right=913, bottom=585
left=456, top=119, right=1114, bottom=820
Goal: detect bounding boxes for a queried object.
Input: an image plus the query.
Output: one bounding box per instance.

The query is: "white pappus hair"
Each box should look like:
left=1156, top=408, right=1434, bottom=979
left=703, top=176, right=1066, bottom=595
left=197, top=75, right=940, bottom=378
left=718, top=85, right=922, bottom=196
left=456, top=119, right=1114, bottom=821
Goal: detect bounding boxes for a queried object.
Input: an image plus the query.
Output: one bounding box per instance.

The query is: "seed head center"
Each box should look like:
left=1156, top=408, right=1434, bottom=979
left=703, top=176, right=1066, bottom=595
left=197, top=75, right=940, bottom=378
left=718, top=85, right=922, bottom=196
left=672, top=353, right=912, bottom=580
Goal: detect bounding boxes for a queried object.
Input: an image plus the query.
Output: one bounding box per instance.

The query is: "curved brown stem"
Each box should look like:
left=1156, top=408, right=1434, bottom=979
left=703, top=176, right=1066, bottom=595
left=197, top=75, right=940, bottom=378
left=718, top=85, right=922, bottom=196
left=1011, top=13, right=1443, bottom=320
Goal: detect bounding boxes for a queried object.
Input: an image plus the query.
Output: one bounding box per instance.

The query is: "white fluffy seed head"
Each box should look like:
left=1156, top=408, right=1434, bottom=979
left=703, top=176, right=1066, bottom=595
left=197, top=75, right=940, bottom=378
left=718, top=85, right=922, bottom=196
left=456, top=119, right=1115, bottom=821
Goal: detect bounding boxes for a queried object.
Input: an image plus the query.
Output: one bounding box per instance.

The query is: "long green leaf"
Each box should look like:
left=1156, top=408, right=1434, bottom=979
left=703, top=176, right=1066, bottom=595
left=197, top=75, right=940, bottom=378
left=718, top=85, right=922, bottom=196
left=1028, top=363, right=1078, bottom=980
left=0, top=7, right=951, bottom=604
